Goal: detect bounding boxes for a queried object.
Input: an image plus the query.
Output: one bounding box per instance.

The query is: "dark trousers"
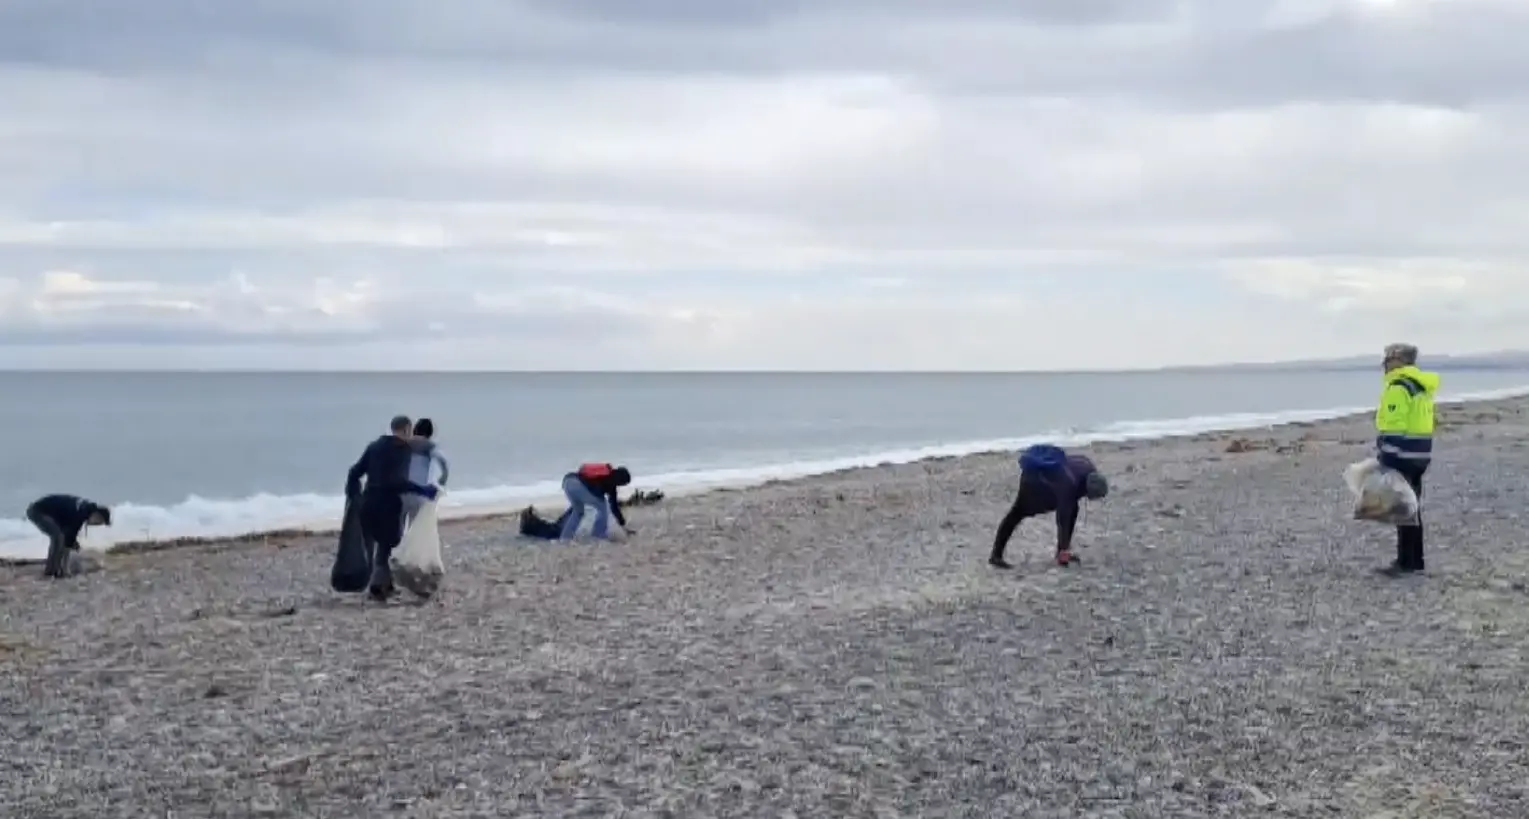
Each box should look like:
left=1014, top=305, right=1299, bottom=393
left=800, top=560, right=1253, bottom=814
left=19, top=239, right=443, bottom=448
left=360, top=493, right=404, bottom=588
left=26, top=505, right=72, bottom=579
left=1396, top=467, right=1426, bottom=570
left=521, top=508, right=572, bottom=540
left=991, top=472, right=1061, bottom=562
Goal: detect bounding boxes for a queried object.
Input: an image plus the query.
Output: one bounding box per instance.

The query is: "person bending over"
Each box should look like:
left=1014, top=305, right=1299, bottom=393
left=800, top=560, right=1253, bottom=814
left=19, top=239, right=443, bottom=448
left=559, top=462, right=633, bottom=541
left=346, top=415, right=438, bottom=600
left=990, top=446, right=1108, bottom=569
left=26, top=494, right=111, bottom=579
left=404, top=417, right=450, bottom=527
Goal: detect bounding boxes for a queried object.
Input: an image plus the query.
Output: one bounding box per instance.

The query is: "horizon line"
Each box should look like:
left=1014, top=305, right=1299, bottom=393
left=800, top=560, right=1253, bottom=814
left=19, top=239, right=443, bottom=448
left=1, top=357, right=1525, bottom=377
left=1, top=348, right=1526, bottom=376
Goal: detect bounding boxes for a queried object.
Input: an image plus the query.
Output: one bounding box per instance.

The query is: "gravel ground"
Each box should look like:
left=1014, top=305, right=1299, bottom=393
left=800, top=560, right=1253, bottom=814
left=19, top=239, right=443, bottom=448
left=4, top=397, right=1529, bottom=818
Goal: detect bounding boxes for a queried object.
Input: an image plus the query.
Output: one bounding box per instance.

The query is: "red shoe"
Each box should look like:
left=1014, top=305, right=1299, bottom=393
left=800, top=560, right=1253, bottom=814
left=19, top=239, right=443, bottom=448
left=1056, top=550, right=1076, bottom=566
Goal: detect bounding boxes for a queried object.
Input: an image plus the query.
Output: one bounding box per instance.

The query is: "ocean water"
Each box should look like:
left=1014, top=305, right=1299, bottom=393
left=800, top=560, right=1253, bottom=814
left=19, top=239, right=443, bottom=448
left=3, top=368, right=1528, bottom=559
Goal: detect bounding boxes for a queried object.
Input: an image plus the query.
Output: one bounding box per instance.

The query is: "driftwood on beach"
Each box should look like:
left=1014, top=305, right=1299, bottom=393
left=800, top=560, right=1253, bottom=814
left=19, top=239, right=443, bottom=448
left=4, top=400, right=1529, bottom=817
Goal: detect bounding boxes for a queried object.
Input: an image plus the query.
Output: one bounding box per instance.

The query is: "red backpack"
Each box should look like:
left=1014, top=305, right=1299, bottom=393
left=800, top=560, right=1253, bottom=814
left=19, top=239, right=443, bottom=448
left=577, top=463, right=612, bottom=481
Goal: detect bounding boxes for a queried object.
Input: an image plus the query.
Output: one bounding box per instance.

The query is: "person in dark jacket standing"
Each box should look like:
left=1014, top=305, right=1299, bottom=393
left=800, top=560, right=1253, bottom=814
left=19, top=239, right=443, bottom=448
left=989, top=448, right=1108, bottom=569
left=559, top=462, right=633, bottom=540
left=26, top=494, right=111, bottom=579
left=346, top=415, right=438, bottom=600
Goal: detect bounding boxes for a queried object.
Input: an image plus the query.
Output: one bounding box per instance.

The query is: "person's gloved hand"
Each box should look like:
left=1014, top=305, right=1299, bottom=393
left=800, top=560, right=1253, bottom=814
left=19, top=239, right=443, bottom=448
left=407, top=482, right=439, bottom=501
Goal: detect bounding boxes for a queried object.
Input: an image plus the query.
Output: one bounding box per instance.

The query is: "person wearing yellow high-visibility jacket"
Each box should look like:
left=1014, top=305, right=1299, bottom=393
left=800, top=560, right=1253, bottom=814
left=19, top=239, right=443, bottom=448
left=1375, top=343, right=1438, bottom=576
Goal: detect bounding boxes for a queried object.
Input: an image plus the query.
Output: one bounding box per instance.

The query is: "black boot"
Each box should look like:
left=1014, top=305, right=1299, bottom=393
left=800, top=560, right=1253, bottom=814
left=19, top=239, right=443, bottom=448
left=1377, top=531, right=1413, bottom=577
left=1405, top=530, right=1425, bottom=573
left=368, top=544, right=397, bottom=600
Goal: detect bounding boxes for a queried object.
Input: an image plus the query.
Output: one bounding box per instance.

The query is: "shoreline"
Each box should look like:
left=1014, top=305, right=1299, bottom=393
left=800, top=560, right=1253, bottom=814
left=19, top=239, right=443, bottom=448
left=0, top=389, right=1514, bottom=569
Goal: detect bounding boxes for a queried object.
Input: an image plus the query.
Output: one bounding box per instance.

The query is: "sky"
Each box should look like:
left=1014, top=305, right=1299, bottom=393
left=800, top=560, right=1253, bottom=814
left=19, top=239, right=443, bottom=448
left=2, top=0, right=1528, bottom=371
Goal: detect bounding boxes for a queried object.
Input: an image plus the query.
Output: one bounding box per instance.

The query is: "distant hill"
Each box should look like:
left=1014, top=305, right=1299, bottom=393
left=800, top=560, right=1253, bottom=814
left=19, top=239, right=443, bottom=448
left=1164, top=350, right=1529, bottom=374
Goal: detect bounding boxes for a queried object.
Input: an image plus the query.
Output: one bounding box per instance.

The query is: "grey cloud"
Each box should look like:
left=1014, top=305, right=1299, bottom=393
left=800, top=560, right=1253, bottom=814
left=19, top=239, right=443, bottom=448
left=0, top=1, right=358, bottom=72
left=0, top=324, right=363, bottom=347
left=1, top=0, right=1528, bottom=313
left=1180, top=7, right=1529, bottom=108
left=4, top=0, right=1528, bottom=110
left=0, top=248, right=558, bottom=284
left=0, top=274, right=657, bottom=347
left=0, top=0, right=1180, bottom=65
left=517, top=0, right=1184, bottom=26
left=0, top=310, right=647, bottom=347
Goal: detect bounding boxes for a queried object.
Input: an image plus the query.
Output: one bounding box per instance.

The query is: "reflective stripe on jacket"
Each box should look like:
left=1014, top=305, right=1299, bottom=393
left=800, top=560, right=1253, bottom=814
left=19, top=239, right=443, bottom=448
left=1375, top=365, right=1438, bottom=471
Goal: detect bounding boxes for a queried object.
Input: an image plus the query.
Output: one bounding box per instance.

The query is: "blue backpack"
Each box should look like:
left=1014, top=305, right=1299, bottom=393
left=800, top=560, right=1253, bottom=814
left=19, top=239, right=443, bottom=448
left=1018, top=443, right=1068, bottom=473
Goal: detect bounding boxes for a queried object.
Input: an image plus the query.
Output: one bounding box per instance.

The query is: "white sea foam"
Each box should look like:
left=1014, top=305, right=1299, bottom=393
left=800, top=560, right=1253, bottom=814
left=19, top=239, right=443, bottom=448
left=2, top=383, right=1525, bottom=560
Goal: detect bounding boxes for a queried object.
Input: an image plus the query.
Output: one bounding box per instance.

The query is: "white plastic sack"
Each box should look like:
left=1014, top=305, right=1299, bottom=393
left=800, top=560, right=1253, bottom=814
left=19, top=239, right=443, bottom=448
left=1343, top=458, right=1419, bottom=526
left=392, top=496, right=445, bottom=598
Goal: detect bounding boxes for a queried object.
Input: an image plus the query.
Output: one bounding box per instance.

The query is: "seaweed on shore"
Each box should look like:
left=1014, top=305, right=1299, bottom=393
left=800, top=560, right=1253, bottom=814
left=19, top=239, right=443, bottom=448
left=624, top=488, right=665, bottom=507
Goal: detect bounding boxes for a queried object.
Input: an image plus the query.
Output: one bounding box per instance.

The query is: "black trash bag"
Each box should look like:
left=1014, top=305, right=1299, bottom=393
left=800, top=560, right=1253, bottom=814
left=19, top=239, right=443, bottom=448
left=330, top=498, right=371, bottom=593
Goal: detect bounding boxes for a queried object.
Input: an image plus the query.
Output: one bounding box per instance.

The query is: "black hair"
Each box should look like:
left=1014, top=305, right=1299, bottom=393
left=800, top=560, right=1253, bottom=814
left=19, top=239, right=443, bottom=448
left=611, top=466, right=632, bottom=486
left=390, top=415, right=412, bottom=433
left=414, top=418, right=434, bottom=438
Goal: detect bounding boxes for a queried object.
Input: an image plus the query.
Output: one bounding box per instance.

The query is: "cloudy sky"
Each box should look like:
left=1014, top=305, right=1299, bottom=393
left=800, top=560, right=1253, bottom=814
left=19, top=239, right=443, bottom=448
left=1, top=0, right=1526, bottom=370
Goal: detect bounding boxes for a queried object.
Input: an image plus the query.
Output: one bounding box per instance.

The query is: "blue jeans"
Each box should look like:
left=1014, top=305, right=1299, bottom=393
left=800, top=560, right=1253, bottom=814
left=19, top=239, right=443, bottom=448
left=559, top=474, right=610, bottom=540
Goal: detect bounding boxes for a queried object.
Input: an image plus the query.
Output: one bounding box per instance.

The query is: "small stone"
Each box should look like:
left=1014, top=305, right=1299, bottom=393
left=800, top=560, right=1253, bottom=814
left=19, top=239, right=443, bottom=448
left=1243, top=784, right=1277, bottom=807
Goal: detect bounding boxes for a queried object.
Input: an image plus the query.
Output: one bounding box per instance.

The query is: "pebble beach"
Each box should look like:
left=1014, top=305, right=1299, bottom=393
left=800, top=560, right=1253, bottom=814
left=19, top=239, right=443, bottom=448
left=4, top=396, right=1529, bottom=818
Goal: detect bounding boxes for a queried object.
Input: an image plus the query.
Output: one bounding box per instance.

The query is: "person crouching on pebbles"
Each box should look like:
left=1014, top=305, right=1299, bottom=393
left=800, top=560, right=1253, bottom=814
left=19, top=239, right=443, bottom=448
left=26, top=493, right=112, bottom=579
left=989, top=444, right=1108, bottom=569
left=559, top=462, right=634, bottom=541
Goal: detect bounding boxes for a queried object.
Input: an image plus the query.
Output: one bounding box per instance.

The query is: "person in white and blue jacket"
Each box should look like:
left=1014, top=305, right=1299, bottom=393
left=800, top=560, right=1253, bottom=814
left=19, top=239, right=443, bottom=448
left=404, top=417, right=450, bottom=526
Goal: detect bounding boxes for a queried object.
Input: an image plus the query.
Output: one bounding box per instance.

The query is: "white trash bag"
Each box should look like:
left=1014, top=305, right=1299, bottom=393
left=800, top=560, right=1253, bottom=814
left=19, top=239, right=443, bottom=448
left=392, top=495, right=445, bottom=598
left=1343, top=458, right=1419, bottom=526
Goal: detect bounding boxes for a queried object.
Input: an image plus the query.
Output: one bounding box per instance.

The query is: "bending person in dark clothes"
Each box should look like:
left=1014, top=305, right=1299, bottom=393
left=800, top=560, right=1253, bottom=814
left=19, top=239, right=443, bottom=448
left=990, top=450, right=1108, bottom=569
left=26, top=494, right=111, bottom=579
left=345, top=415, right=438, bottom=600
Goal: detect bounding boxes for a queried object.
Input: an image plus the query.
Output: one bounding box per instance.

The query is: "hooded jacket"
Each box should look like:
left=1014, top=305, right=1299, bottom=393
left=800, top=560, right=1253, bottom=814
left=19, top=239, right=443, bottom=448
left=28, top=494, right=110, bottom=540
left=1020, top=454, right=1100, bottom=552
left=1376, top=364, right=1439, bottom=472
left=408, top=438, right=450, bottom=487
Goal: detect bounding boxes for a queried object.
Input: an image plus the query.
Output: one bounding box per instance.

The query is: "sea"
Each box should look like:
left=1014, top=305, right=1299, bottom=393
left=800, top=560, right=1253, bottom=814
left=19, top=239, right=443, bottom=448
left=3, top=368, right=1528, bottom=559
